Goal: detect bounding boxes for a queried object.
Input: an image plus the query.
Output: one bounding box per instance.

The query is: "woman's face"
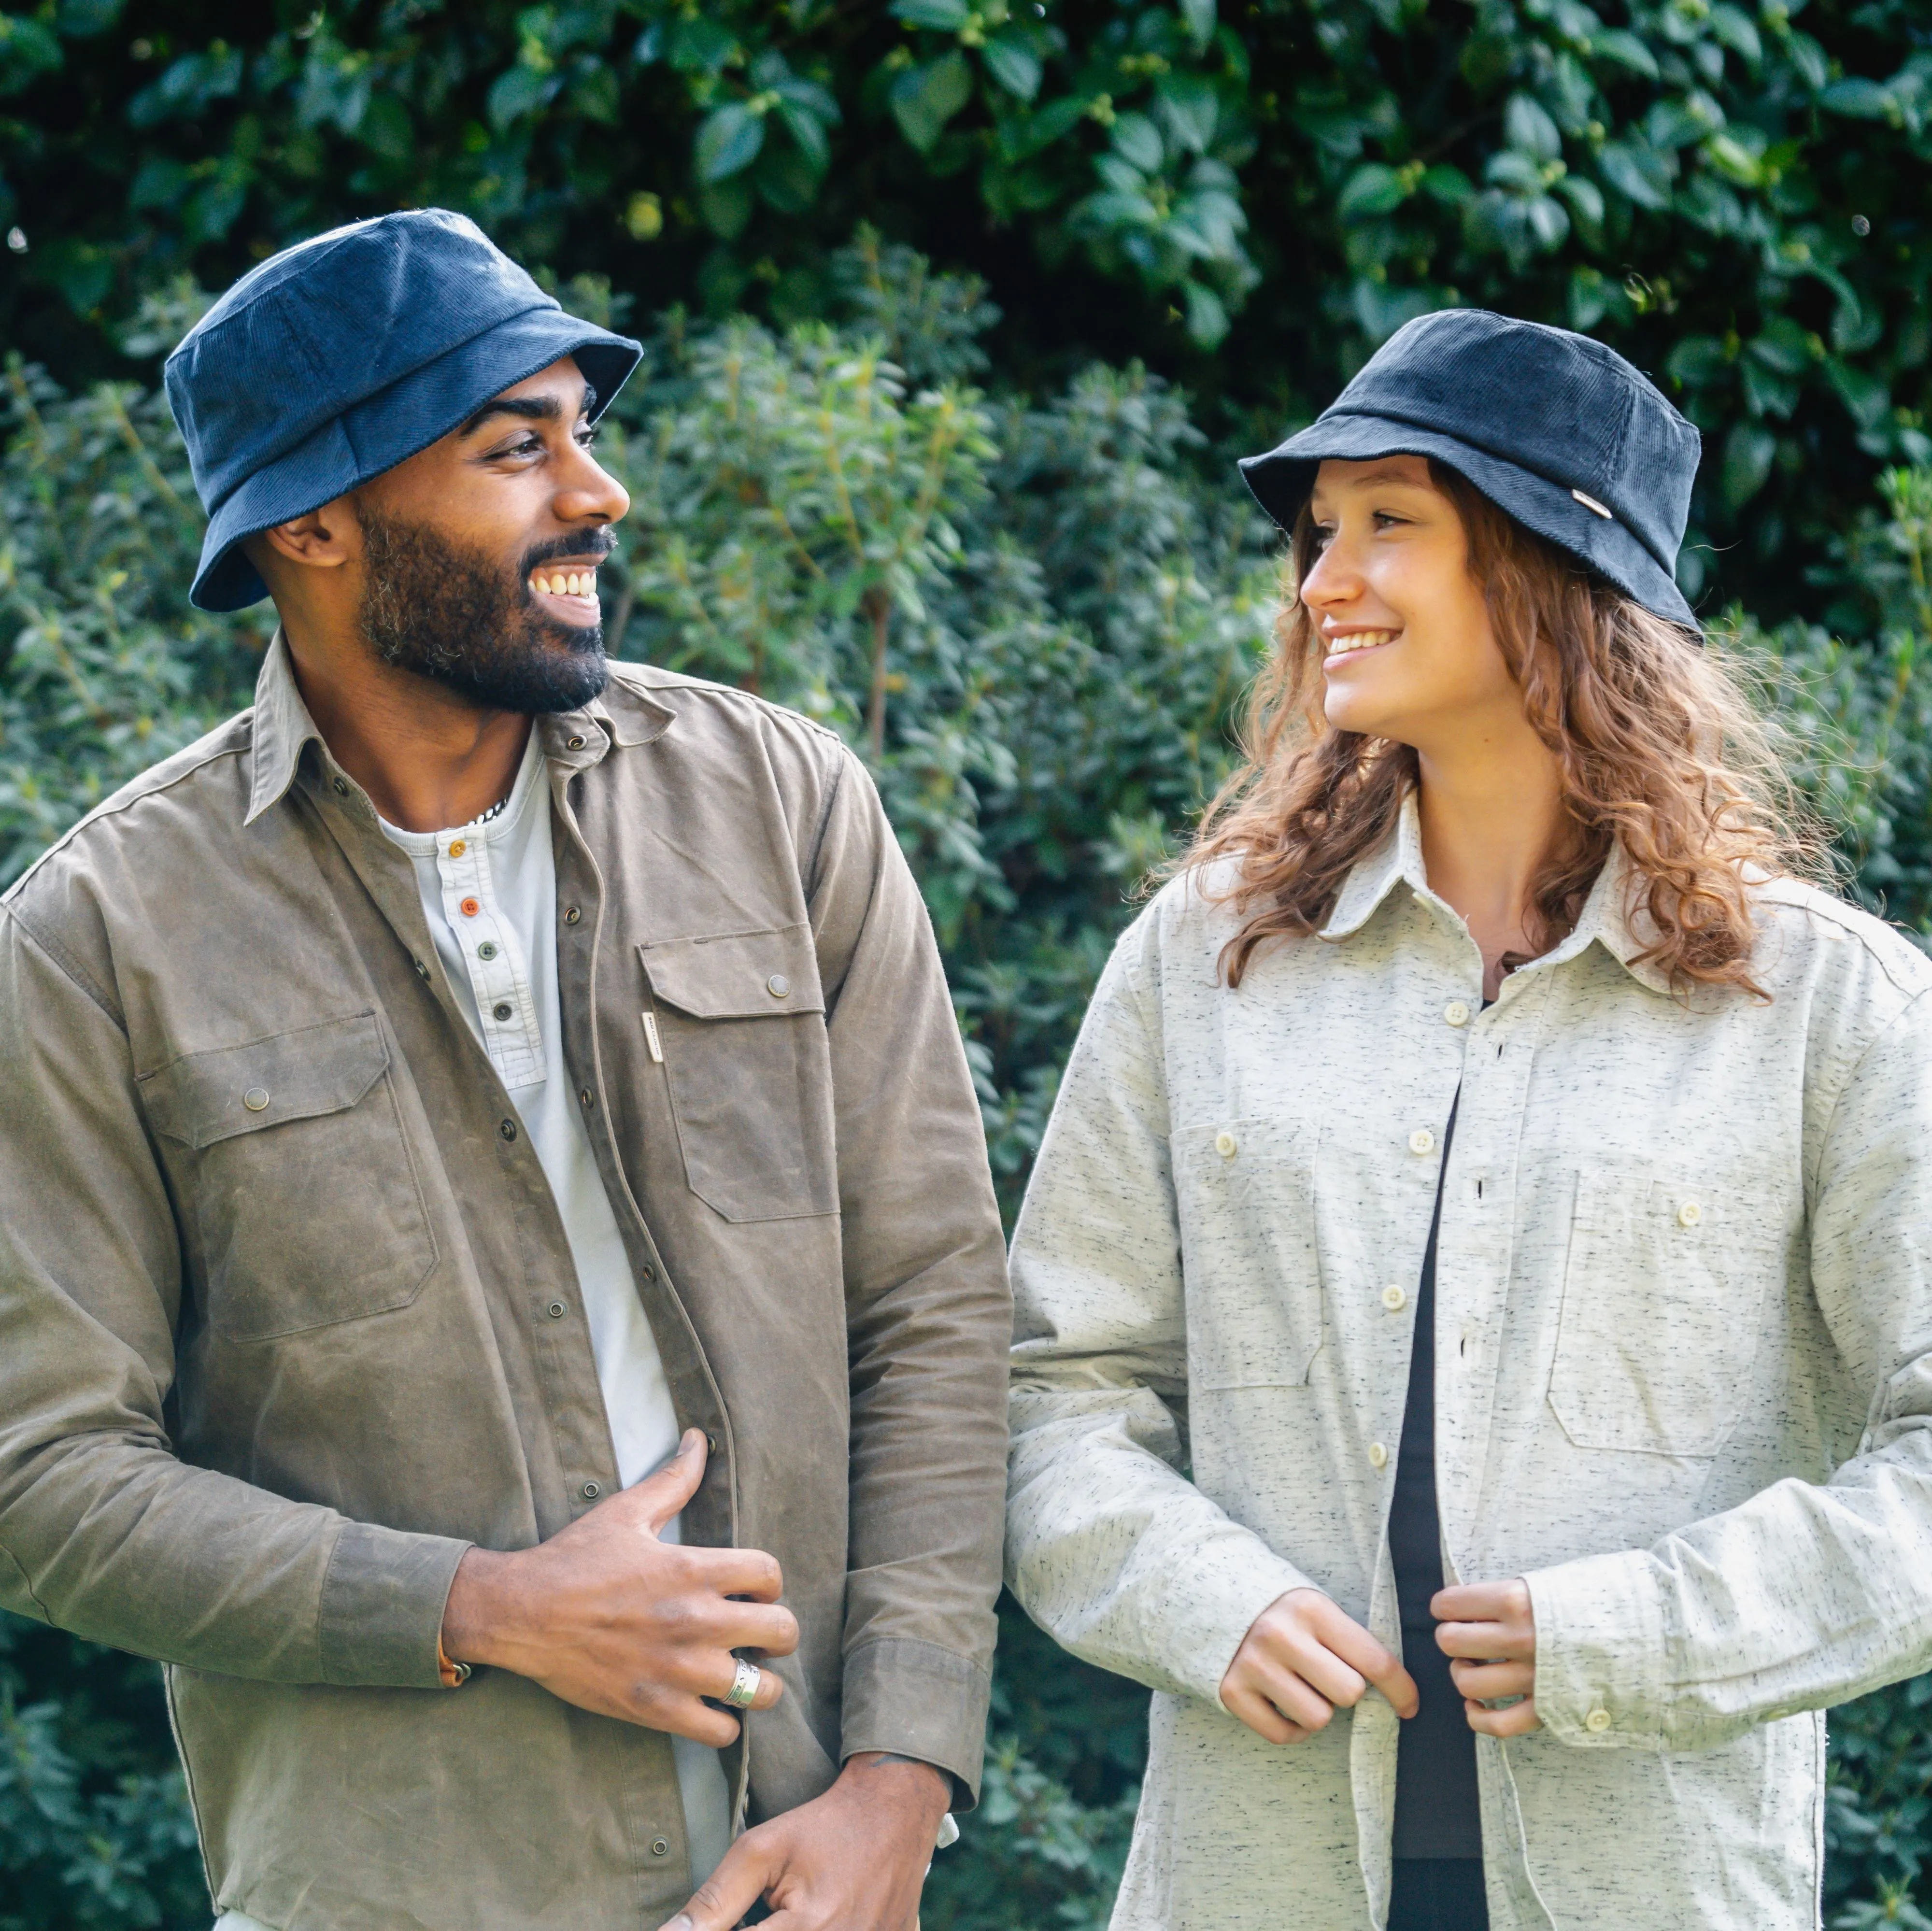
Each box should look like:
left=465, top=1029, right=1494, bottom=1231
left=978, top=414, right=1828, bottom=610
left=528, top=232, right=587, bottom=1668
left=1300, top=455, right=1520, bottom=750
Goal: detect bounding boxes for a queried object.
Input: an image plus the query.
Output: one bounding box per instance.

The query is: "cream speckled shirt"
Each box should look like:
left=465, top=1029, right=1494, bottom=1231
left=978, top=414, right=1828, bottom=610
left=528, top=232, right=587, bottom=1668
left=1006, top=795, right=1932, bottom=1930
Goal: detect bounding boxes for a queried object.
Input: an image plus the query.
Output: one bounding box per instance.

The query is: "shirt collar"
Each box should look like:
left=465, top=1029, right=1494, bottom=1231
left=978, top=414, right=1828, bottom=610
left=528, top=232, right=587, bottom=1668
left=243, top=631, right=676, bottom=827
left=1318, top=789, right=1673, bottom=996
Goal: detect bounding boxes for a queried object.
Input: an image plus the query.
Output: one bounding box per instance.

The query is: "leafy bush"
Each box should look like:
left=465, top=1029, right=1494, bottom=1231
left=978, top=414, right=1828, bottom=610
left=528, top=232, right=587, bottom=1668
left=7, top=241, right=1932, bottom=1931
left=4, top=0, right=1929, bottom=622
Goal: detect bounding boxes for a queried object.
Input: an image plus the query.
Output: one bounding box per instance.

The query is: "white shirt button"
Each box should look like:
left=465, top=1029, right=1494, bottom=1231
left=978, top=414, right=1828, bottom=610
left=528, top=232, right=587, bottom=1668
left=1215, top=1130, right=1238, bottom=1159
left=1381, top=1284, right=1407, bottom=1311
left=1444, top=1000, right=1471, bottom=1027
left=1368, top=1441, right=1389, bottom=1469
left=1409, top=1127, right=1436, bottom=1155
left=1677, top=1200, right=1702, bottom=1228
left=1585, top=1706, right=1612, bottom=1732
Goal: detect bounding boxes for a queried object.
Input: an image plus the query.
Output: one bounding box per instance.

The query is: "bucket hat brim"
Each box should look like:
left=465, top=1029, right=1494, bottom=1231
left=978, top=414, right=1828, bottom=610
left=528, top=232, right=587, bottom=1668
left=190, top=306, right=642, bottom=612
left=1239, top=414, right=1700, bottom=633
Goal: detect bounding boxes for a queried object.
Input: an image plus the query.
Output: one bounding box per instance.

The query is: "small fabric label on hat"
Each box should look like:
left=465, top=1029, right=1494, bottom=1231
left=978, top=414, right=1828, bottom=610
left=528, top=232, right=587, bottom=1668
left=1571, top=488, right=1615, bottom=520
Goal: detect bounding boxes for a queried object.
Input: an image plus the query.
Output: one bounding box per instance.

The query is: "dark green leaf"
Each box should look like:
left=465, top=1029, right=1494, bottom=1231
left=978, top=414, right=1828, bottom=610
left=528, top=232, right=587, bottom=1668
left=892, top=0, right=972, bottom=28
left=1819, top=78, right=1891, bottom=119
left=1591, top=29, right=1660, bottom=80
left=1337, top=163, right=1410, bottom=219
left=982, top=35, right=1042, bottom=102
left=1153, top=73, right=1220, bottom=156
left=696, top=102, right=767, bottom=183
left=1721, top=419, right=1777, bottom=508
left=1179, top=0, right=1218, bottom=56
left=891, top=51, right=974, bottom=153
left=1505, top=93, right=1562, bottom=161
left=1597, top=140, right=1673, bottom=208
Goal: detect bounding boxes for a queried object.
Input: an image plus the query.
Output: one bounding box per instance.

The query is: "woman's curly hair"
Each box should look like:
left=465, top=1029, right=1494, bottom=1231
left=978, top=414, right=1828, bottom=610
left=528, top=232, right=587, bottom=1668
left=1186, top=460, right=1819, bottom=995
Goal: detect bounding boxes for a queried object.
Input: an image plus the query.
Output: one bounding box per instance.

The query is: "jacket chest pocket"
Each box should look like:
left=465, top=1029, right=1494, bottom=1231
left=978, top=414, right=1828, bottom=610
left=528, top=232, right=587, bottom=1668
left=639, top=924, right=837, bottom=1223
left=140, top=1013, right=437, bottom=1344
left=1549, top=1166, right=1778, bottom=1456
left=1173, top=1117, right=1323, bottom=1390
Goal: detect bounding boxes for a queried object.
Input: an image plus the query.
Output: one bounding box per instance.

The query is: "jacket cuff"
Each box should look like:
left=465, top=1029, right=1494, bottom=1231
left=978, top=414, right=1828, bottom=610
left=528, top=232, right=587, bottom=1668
left=1160, top=1539, right=1317, bottom=1709
left=841, top=1637, right=994, bottom=1809
left=1524, top=1547, right=1667, bottom=1747
left=317, top=1519, right=472, bottom=1688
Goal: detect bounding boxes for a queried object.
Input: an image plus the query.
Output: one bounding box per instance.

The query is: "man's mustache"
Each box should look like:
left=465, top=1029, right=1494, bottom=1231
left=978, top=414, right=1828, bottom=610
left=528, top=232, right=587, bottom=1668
left=520, top=528, right=618, bottom=577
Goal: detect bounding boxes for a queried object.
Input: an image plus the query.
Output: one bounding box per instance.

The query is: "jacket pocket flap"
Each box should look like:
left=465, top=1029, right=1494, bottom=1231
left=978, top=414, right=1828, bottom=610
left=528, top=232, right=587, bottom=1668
left=142, top=1013, right=391, bottom=1150
left=638, top=924, right=825, bottom=1020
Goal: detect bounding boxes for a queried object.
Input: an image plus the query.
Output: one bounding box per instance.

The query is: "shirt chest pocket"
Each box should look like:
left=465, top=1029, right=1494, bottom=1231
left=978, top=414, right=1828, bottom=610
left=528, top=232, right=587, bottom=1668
left=1173, top=1117, right=1324, bottom=1391
left=639, top=924, right=837, bottom=1223
left=1549, top=1166, right=1782, bottom=1457
left=140, top=1013, right=438, bottom=1344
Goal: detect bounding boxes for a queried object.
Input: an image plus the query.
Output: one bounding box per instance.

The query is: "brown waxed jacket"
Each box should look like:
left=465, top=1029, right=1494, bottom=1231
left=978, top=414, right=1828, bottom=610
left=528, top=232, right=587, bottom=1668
left=0, top=638, right=1011, bottom=1931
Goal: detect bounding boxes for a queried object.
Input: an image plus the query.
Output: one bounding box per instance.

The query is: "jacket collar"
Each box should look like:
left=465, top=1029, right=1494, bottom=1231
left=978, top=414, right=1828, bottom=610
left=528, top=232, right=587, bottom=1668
left=243, top=631, right=675, bottom=827
left=1319, top=790, right=1672, bottom=995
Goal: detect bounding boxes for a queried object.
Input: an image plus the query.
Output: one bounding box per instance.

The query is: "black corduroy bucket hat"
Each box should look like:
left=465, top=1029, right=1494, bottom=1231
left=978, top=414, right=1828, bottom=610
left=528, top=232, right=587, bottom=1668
left=1239, top=308, right=1703, bottom=631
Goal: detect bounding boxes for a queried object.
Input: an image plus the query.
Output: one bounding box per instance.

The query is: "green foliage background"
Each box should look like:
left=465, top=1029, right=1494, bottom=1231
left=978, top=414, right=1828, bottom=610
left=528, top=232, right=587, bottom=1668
left=4, top=1, right=1932, bottom=1926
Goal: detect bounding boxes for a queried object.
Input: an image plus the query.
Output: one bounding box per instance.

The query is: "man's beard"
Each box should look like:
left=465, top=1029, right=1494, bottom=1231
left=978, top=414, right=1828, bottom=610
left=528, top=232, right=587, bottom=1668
left=355, top=506, right=614, bottom=714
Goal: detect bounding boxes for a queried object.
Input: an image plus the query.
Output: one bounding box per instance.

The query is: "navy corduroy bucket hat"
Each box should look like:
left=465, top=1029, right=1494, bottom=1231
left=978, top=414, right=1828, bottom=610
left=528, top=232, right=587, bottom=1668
left=1239, top=308, right=1702, bottom=631
left=165, top=209, right=643, bottom=611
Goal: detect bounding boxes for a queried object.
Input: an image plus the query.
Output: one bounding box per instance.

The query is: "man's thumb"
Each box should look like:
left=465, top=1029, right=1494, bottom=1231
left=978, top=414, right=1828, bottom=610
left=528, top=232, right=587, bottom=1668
left=636, top=1428, right=709, bottom=1532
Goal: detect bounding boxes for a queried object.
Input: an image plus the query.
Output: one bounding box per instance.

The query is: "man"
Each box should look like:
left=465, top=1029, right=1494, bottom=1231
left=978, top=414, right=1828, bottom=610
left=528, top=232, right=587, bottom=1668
left=0, top=210, right=1011, bottom=1931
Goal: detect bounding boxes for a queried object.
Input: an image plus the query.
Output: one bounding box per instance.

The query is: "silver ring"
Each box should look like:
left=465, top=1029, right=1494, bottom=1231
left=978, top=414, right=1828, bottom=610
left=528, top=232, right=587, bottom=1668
left=722, top=1658, right=762, bottom=1709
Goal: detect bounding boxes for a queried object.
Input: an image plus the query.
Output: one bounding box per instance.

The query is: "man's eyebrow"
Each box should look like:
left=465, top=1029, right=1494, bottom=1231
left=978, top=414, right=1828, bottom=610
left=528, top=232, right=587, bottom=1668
left=459, top=385, right=597, bottom=439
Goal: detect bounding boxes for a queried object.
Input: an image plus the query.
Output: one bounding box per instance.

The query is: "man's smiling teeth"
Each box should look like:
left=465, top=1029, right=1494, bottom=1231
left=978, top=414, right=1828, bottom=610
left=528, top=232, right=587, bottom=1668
left=532, top=569, right=597, bottom=597
left=1326, top=628, right=1398, bottom=658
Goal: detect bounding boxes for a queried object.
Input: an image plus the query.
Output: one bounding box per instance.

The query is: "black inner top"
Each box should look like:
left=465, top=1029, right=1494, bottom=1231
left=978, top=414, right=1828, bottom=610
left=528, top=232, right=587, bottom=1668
left=1389, top=1087, right=1483, bottom=1860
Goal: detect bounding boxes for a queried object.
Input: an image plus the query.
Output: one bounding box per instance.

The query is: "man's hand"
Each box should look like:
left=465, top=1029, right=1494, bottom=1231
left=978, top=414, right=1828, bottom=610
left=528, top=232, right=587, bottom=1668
left=440, top=1428, right=797, bottom=1745
left=1220, top=1586, right=1420, bottom=1743
left=656, top=1752, right=950, bottom=1931
left=1432, top=1578, right=1539, bottom=1737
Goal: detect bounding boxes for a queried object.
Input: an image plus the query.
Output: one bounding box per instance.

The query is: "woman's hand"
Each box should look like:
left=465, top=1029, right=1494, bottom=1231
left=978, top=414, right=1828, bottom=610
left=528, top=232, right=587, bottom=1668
left=1432, top=1578, right=1540, bottom=1737
left=1220, top=1587, right=1420, bottom=1743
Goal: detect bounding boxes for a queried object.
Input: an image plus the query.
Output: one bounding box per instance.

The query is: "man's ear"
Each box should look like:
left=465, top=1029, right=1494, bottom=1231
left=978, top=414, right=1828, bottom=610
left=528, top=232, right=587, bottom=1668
left=252, top=497, right=361, bottom=573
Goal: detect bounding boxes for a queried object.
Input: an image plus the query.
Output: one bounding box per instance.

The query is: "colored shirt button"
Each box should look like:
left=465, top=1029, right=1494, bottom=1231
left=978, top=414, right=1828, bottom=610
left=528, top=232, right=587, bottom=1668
left=459, top=897, right=481, bottom=918
left=1382, top=1284, right=1407, bottom=1311
left=478, top=941, right=498, bottom=960
left=492, top=1002, right=513, bottom=1022
left=1409, top=1127, right=1436, bottom=1155
left=447, top=839, right=466, bottom=858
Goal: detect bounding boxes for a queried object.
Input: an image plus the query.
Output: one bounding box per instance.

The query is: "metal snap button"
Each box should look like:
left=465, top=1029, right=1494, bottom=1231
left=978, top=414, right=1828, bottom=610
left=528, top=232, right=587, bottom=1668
left=413, top=958, right=431, bottom=980
left=567, top=735, right=586, bottom=750
left=243, top=1087, right=270, bottom=1111
left=332, top=777, right=349, bottom=795
left=499, top=1119, right=518, bottom=1142
left=767, top=973, right=791, bottom=998
left=547, top=1300, right=567, bottom=1320
left=563, top=906, right=582, bottom=925
left=650, top=1839, right=669, bottom=1859
left=581, top=1481, right=601, bottom=1501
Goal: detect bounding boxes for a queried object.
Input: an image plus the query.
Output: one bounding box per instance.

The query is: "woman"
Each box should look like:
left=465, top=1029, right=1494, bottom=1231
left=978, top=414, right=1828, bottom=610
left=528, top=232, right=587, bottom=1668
left=1004, top=309, right=1932, bottom=1931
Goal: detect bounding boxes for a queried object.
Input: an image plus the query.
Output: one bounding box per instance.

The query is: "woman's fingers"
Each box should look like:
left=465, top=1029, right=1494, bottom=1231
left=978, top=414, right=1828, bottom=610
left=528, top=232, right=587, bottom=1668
left=1308, top=1598, right=1420, bottom=1717
left=1464, top=1693, right=1541, bottom=1738
left=1447, top=1657, right=1532, bottom=1702
left=1222, top=1680, right=1315, bottom=1746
